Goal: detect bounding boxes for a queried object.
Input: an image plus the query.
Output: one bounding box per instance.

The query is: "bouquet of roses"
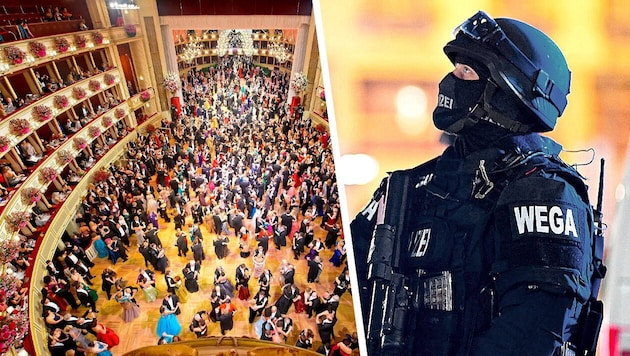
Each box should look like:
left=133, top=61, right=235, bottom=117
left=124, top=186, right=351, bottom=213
left=9, top=118, right=31, bottom=136
left=54, top=95, right=69, bottom=109
left=88, top=126, right=101, bottom=138
left=115, top=108, right=126, bottom=118
left=140, top=90, right=151, bottom=102
left=73, top=137, right=88, bottom=150
left=290, top=72, right=308, bottom=92
left=162, top=72, right=180, bottom=93
left=104, top=73, right=116, bottom=85
left=55, top=37, right=70, bottom=53
left=57, top=149, right=74, bottom=164
left=0, top=239, right=20, bottom=264
left=5, top=46, right=26, bottom=65
left=72, top=86, right=87, bottom=100
left=93, top=32, right=104, bottom=44
left=0, top=136, right=9, bottom=152
left=32, top=104, right=52, bottom=122
left=125, top=24, right=136, bottom=37
left=88, top=80, right=101, bottom=92
left=102, top=116, right=113, bottom=127
left=29, top=41, right=47, bottom=58
left=21, top=187, right=42, bottom=204
left=75, top=35, right=87, bottom=48
left=6, top=211, right=30, bottom=231
left=0, top=284, right=29, bottom=355
left=40, top=167, right=58, bottom=183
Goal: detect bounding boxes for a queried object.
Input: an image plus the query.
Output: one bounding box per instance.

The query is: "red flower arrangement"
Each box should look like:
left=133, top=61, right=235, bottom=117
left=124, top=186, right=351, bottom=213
left=0, top=239, right=20, bottom=264
left=29, top=41, right=47, bottom=58
left=76, top=35, right=87, bottom=48
left=93, top=32, right=104, bottom=44
left=73, top=86, right=87, bottom=100
left=5, top=46, right=26, bottom=65
left=21, top=187, right=42, bottom=204
left=0, top=136, right=9, bottom=152
left=32, top=105, right=52, bottom=122
left=40, top=167, right=58, bottom=183
left=55, top=37, right=70, bottom=53
left=102, top=116, right=113, bottom=127
left=6, top=211, right=30, bottom=231
left=88, top=126, right=101, bottom=138
left=115, top=108, right=126, bottom=118
left=0, top=274, right=30, bottom=354
left=9, top=118, right=31, bottom=136
left=93, top=169, right=109, bottom=182
left=104, top=73, right=116, bottom=86
left=73, top=137, right=88, bottom=150
left=54, top=95, right=69, bottom=109
left=88, top=80, right=101, bottom=92
left=125, top=24, right=136, bottom=37
left=140, top=90, right=151, bottom=102
left=57, top=149, right=74, bottom=164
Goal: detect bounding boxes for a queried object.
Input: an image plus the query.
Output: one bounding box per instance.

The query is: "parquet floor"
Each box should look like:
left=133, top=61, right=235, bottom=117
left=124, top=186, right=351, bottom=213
left=85, top=204, right=359, bottom=355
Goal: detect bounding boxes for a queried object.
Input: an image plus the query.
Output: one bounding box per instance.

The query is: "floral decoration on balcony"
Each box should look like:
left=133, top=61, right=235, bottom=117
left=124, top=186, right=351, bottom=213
left=29, top=41, right=47, bottom=58
left=32, top=105, right=52, bottom=122
left=9, top=118, right=31, bottom=136
left=6, top=211, right=30, bottom=231
left=76, top=35, right=87, bottom=48
left=5, top=46, right=26, bottom=65
left=102, top=116, right=113, bottom=127
left=104, top=73, right=116, bottom=85
left=40, top=167, right=58, bottom=183
left=72, top=86, right=87, bottom=100
left=21, top=187, right=42, bottom=204
left=93, top=168, right=109, bottom=182
left=54, top=95, right=69, bottom=109
left=162, top=73, right=180, bottom=93
left=0, top=274, right=29, bottom=355
left=88, top=126, right=101, bottom=138
left=0, top=238, right=20, bottom=264
left=290, top=72, right=308, bottom=93
left=140, top=90, right=151, bottom=102
left=88, top=80, right=101, bottom=92
left=115, top=108, right=126, bottom=119
left=73, top=137, right=88, bottom=150
left=55, top=37, right=70, bottom=53
left=57, top=149, right=74, bottom=164
left=319, top=89, right=326, bottom=101
left=93, top=31, right=104, bottom=44
left=124, top=24, right=136, bottom=37
left=0, top=136, right=10, bottom=152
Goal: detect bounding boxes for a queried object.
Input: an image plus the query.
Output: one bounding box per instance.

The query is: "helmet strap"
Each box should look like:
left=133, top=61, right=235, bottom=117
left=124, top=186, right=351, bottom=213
left=468, top=81, right=532, bottom=134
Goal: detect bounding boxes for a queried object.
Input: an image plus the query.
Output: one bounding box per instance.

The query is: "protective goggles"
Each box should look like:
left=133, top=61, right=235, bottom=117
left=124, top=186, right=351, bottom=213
left=453, top=11, right=568, bottom=114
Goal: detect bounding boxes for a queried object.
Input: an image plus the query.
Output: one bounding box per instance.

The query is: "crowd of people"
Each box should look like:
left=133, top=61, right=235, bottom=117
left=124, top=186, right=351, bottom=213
left=37, top=55, right=358, bottom=355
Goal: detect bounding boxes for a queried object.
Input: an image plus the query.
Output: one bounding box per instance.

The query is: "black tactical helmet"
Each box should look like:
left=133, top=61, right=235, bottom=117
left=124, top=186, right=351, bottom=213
left=444, top=11, right=570, bottom=132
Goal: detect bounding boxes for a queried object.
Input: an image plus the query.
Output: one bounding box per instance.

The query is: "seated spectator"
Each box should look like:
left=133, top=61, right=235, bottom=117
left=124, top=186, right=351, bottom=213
left=53, top=7, right=63, bottom=21
left=2, top=166, right=26, bottom=187
left=78, top=20, right=88, bottom=31
left=62, top=7, right=72, bottom=20
left=4, top=97, right=15, bottom=114
left=44, top=8, right=54, bottom=22
left=16, top=19, right=34, bottom=40
left=19, top=140, right=43, bottom=166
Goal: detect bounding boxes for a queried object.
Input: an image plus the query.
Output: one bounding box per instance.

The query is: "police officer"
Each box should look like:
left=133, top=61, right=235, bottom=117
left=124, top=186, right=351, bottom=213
left=351, top=11, right=599, bottom=355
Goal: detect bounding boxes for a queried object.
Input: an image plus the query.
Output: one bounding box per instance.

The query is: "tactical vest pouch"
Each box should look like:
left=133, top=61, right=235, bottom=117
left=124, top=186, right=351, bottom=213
left=407, top=218, right=461, bottom=270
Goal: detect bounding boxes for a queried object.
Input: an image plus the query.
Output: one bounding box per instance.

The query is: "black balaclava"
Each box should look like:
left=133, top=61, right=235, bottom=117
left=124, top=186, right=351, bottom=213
left=433, top=55, right=515, bottom=153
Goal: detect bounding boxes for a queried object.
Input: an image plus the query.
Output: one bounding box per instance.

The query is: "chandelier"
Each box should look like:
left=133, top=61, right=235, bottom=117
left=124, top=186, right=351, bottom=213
left=181, top=35, right=202, bottom=64
left=269, top=39, right=290, bottom=63
left=217, top=30, right=254, bottom=57
left=108, top=0, right=139, bottom=9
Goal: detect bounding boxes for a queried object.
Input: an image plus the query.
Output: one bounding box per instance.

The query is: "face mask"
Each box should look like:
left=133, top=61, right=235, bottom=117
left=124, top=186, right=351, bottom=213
left=432, top=73, right=487, bottom=133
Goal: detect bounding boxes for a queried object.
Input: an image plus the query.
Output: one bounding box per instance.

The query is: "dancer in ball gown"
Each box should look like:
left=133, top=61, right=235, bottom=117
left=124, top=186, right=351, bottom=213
left=329, top=240, right=346, bottom=268
left=91, top=315, right=120, bottom=350
left=94, top=237, right=109, bottom=258
left=155, top=305, right=182, bottom=337
left=214, top=265, right=234, bottom=298
left=115, top=287, right=140, bottom=322
left=252, top=246, right=266, bottom=278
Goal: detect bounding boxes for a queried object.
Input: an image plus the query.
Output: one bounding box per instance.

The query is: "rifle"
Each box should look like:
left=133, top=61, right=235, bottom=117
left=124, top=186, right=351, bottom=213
left=366, top=172, right=411, bottom=355
left=574, top=158, right=607, bottom=355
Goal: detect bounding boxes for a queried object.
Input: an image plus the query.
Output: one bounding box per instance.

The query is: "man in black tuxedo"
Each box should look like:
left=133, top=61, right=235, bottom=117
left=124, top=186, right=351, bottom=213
left=162, top=291, right=181, bottom=315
